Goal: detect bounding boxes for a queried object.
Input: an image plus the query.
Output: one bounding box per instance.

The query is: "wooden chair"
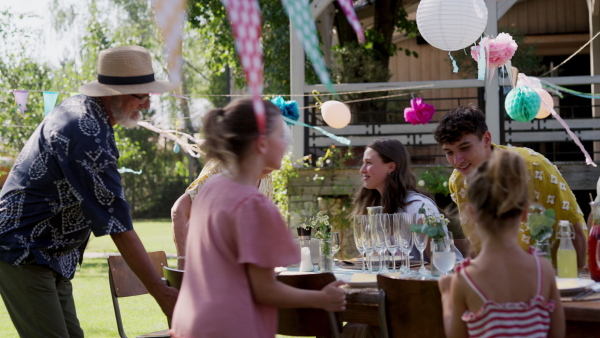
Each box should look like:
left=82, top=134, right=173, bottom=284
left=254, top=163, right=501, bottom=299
left=377, top=275, right=445, bottom=338
left=108, top=251, right=170, bottom=338
left=276, top=272, right=342, bottom=338
left=162, top=267, right=184, bottom=290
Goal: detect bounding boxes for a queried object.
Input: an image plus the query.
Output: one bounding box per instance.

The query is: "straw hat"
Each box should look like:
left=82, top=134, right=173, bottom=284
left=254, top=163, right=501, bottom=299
left=78, top=46, right=175, bottom=97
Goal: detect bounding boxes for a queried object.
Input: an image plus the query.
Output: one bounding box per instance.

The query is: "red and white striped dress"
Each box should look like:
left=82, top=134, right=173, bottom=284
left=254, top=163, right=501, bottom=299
left=459, top=255, right=556, bottom=338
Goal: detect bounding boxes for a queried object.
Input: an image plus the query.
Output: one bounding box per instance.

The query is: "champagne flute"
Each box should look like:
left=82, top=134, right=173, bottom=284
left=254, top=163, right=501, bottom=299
left=331, top=232, right=340, bottom=257
left=384, top=213, right=400, bottom=272
left=353, top=215, right=367, bottom=272
left=363, top=221, right=374, bottom=274
left=397, top=213, right=414, bottom=275
left=412, top=214, right=429, bottom=276
left=373, top=214, right=390, bottom=274
left=432, top=238, right=456, bottom=276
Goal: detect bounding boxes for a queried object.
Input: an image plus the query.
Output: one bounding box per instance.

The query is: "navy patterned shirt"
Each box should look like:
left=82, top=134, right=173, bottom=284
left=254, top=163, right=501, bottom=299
left=0, top=95, right=133, bottom=278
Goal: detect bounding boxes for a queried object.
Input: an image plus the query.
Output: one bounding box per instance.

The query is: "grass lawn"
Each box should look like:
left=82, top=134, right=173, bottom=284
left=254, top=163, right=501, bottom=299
left=0, top=220, right=177, bottom=337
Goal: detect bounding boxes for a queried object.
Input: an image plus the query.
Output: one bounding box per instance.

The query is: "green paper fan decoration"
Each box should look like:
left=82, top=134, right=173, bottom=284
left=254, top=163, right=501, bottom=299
left=504, top=86, right=541, bottom=122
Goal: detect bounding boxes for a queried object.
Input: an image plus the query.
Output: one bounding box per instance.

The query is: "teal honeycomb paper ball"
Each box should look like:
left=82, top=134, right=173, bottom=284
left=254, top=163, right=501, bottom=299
left=504, top=86, right=541, bottom=122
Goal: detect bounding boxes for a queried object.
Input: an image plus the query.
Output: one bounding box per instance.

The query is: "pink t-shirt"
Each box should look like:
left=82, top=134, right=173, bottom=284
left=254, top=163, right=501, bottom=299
left=170, top=175, right=300, bottom=338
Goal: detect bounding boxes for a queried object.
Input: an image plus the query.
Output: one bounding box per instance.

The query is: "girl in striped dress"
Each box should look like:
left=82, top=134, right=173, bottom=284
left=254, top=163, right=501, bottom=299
left=438, top=150, right=564, bottom=338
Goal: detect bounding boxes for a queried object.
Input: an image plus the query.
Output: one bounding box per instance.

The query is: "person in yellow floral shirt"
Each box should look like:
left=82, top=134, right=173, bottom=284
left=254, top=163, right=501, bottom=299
left=433, top=105, right=586, bottom=267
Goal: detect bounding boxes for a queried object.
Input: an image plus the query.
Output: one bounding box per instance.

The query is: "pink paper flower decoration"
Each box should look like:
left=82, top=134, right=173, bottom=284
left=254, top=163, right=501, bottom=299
left=471, top=33, right=518, bottom=69
left=404, top=98, right=435, bottom=125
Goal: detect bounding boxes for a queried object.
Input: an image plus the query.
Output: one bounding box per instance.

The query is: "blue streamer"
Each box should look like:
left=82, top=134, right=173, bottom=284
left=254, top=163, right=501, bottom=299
left=118, top=167, right=143, bottom=175
left=477, top=44, right=486, bottom=81
left=541, top=80, right=600, bottom=99
left=449, top=52, right=458, bottom=73
left=282, top=116, right=351, bottom=145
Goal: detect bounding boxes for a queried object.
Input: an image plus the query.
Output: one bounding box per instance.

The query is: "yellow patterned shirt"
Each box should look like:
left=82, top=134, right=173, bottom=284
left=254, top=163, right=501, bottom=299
left=449, top=144, right=586, bottom=260
left=185, top=159, right=273, bottom=200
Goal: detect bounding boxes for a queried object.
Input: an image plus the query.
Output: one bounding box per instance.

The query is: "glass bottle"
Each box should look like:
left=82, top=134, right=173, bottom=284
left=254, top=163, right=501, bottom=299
left=589, top=201, right=600, bottom=281
left=556, top=220, right=577, bottom=278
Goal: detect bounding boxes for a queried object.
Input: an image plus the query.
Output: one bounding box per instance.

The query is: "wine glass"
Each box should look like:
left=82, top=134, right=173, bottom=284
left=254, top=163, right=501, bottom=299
left=331, top=232, right=340, bottom=257
left=353, top=215, right=367, bottom=272
left=370, top=214, right=387, bottom=274
left=432, top=238, right=456, bottom=276
left=412, top=214, right=429, bottom=276
left=397, top=213, right=414, bottom=275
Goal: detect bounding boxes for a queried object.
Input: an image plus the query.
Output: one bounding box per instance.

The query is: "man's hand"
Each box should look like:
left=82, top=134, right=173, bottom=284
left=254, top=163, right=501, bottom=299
left=151, top=284, right=180, bottom=318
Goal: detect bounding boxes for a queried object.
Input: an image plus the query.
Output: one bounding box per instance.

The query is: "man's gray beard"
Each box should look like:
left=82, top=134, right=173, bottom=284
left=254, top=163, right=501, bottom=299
left=111, top=101, right=142, bottom=129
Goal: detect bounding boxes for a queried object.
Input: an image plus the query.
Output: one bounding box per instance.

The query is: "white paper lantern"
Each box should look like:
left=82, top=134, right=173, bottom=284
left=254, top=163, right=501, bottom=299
left=321, top=100, right=351, bottom=129
left=417, top=0, right=488, bottom=51
left=534, top=88, right=554, bottom=119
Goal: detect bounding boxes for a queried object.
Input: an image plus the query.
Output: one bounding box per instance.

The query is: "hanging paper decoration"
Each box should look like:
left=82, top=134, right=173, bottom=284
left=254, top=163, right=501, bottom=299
left=13, top=90, right=29, bottom=116
left=43, top=92, right=59, bottom=116
left=335, top=0, right=365, bottom=43
left=153, top=0, right=187, bottom=85
left=137, top=121, right=204, bottom=158
left=533, top=88, right=553, bottom=119
left=471, top=33, right=518, bottom=69
left=416, top=0, right=488, bottom=51
left=270, top=96, right=300, bottom=124
left=173, top=143, right=181, bottom=153
left=222, top=0, right=266, bottom=134
left=404, top=97, right=436, bottom=125
left=504, top=86, right=540, bottom=122
left=320, top=100, right=351, bottom=129
left=118, top=167, right=143, bottom=175
left=281, top=0, right=336, bottom=93
left=281, top=116, right=351, bottom=145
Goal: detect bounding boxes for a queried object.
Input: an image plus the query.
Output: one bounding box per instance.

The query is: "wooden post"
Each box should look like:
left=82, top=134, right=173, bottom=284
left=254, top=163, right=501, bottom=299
left=589, top=0, right=600, bottom=161
left=485, top=0, right=501, bottom=144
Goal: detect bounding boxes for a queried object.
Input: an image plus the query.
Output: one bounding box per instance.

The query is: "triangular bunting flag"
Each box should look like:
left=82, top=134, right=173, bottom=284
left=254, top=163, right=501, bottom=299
left=13, top=90, right=29, bottom=116
left=43, top=91, right=60, bottom=116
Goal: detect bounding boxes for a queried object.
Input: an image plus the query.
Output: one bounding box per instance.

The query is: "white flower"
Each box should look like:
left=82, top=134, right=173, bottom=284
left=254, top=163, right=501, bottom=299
left=418, top=180, right=425, bottom=187
left=535, top=171, right=543, bottom=181
left=562, top=201, right=570, bottom=210
left=450, top=175, right=457, bottom=183
left=450, top=193, right=457, bottom=203
left=458, top=188, right=467, bottom=199
left=559, top=182, right=566, bottom=191
left=521, top=234, right=530, bottom=244
left=443, top=181, right=448, bottom=187
left=533, top=162, right=539, bottom=166
left=529, top=149, right=537, bottom=156
left=547, top=195, right=555, bottom=204
left=534, top=191, right=540, bottom=200
left=550, top=175, right=558, bottom=184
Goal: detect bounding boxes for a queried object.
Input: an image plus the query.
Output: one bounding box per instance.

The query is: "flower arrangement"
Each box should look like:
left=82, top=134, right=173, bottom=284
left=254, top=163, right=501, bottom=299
left=470, top=32, right=518, bottom=69
left=526, top=204, right=555, bottom=243
left=410, top=203, right=449, bottom=239
left=309, top=211, right=331, bottom=240
left=404, top=97, right=435, bottom=125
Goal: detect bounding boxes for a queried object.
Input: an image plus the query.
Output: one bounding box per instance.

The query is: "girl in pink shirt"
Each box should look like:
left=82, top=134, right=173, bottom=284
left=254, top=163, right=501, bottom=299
left=170, top=99, right=346, bottom=338
left=438, top=150, right=564, bottom=338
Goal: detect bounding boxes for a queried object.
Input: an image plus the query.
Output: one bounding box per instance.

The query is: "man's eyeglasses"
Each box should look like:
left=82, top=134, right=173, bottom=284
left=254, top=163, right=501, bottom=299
left=130, top=94, right=150, bottom=104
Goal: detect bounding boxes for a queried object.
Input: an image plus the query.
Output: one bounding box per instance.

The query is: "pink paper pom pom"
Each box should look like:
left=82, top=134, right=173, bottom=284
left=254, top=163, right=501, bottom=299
left=471, top=33, right=518, bottom=69
left=404, top=98, right=436, bottom=125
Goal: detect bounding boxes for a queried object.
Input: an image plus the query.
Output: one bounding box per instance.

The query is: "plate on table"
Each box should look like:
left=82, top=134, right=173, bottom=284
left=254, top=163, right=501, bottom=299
left=347, top=273, right=377, bottom=288
left=556, top=278, right=595, bottom=296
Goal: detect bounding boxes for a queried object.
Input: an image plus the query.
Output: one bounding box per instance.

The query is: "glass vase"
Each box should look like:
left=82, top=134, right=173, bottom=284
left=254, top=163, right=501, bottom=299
left=533, top=240, right=552, bottom=265
left=319, top=239, right=334, bottom=272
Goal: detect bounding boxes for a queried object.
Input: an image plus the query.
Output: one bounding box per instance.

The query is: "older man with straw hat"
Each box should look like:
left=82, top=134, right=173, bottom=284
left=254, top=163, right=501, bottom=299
left=0, top=45, right=178, bottom=337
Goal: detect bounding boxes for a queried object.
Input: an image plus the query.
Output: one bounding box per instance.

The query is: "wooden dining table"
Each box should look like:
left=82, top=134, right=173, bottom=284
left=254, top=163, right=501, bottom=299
left=339, top=279, right=600, bottom=338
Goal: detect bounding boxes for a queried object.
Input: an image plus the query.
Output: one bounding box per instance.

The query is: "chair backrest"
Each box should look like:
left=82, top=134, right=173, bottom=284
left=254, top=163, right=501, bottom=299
left=108, top=251, right=168, bottom=338
left=276, top=272, right=341, bottom=338
left=163, top=267, right=184, bottom=290
left=377, top=275, right=445, bottom=338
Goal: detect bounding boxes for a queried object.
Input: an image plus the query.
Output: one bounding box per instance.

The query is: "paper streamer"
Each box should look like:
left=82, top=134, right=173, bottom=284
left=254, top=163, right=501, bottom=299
left=281, top=0, right=336, bottom=94
left=335, top=0, right=365, bottom=43
left=282, top=116, right=351, bottom=145
left=540, top=100, right=596, bottom=167
left=221, top=0, right=266, bottom=134
left=153, top=0, right=186, bottom=85
left=43, top=92, right=59, bottom=116
left=540, top=80, right=600, bottom=99
left=476, top=40, right=487, bottom=80
left=137, top=121, right=204, bottom=158
left=118, top=167, right=143, bottom=175
left=12, top=90, right=29, bottom=116
left=448, top=52, right=458, bottom=73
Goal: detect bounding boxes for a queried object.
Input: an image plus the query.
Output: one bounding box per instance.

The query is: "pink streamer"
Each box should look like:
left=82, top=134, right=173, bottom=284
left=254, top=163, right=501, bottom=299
left=222, top=0, right=266, bottom=134
left=335, top=0, right=365, bottom=43
left=13, top=90, right=29, bottom=116
left=542, top=101, right=597, bottom=167
left=137, top=121, right=204, bottom=158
